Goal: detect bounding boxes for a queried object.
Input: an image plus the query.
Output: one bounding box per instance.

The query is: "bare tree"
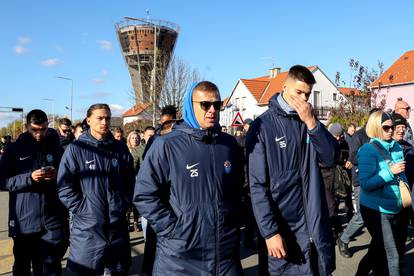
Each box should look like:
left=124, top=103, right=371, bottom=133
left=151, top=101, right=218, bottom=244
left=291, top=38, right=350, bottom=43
left=128, top=56, right=201, bottom=115
left=159, top=57, right=201, bottom=112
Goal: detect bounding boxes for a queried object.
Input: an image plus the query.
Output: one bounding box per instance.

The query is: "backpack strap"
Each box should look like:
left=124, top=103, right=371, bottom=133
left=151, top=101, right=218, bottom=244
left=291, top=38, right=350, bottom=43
left=370, top=141, right=392, bottom=164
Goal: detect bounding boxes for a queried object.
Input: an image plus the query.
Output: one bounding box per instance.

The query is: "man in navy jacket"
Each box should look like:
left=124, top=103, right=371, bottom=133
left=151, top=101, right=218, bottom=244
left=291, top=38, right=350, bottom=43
left=134, top=81, right=244, bottom=275
left=246, top=65, right=338, bottom=275
left=57, top=104, right=135, bottom=275
left=0, top=109, right=67, bottom=275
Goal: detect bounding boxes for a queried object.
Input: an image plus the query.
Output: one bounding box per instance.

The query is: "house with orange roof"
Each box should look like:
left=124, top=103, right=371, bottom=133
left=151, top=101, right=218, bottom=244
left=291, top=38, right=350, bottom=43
left=371, top=50, right=414, bottom=122
left=220, top=66, right=343, bottom=128
left=337, top=87, right=368, bottom=110
left=122, top=103, right=153, bottom=125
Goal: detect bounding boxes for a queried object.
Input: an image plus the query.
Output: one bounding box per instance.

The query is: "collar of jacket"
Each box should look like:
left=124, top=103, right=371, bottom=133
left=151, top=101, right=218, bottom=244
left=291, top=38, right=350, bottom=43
left=17, top=128, right=60, bottom=147
left=371, top=137, right=395, bottom=151
left=173, top=120, right=221, bottom=144
left=269, top=94, right=300, bottom=119
left=79, top=129, right=115, bottom=147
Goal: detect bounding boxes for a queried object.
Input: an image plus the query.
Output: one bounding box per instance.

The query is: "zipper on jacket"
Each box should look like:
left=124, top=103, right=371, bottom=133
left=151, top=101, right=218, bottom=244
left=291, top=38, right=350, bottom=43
left=210, top=144, right=220, bottom=275
left=296, top=119, right=314, bottom=245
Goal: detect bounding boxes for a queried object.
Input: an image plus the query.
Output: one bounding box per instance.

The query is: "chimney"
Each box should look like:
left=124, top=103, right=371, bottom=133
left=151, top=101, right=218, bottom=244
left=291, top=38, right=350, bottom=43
left=269, top=67, right=281, bottom=78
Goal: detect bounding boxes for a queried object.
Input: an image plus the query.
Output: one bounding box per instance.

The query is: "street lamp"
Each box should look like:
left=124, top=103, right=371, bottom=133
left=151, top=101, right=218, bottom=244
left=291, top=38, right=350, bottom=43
left=124, top=16, right=158, bottom=127
left=56, top=76, right=73, bottom=121
left=42, top=98, right=55, bottom=128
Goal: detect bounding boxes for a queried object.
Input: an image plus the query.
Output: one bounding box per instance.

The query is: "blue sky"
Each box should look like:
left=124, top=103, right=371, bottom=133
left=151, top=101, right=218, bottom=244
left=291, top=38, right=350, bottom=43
left=1, top=0, right=414, bottom=127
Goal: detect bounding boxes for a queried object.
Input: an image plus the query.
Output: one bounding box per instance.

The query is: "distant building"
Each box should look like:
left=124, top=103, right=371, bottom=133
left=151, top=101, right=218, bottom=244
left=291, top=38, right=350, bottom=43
left=337, top=87, right=368, bottom=111
left=220, top=66, right=343, bottom=128
left=122, top=103, right=153, bottom=125
left=371, top=50, right=414, bottom=125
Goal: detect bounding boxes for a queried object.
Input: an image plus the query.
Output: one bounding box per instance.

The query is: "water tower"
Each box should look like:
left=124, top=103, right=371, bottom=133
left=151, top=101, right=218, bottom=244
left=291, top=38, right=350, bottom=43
left=115, top=17, right=180, bottom=105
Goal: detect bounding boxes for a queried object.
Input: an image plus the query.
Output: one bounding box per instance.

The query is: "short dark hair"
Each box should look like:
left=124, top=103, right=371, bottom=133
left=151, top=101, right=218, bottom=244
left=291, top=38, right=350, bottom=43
left=58, top=118, right=72, bottom=127
left=193, top=81, right=220, bottom=95
left=113, top=127, right=124, bottom=134
left=144, top=126, right=155, bottom=132
left=26, top=109, right=48, bottom=125
left=74, top=123, right=83, bottom=130
left=287, top=65, right=316, bottom=85
left=161, top=105, right=177, bottom=119
left=86, top=103, right=111, bottom=118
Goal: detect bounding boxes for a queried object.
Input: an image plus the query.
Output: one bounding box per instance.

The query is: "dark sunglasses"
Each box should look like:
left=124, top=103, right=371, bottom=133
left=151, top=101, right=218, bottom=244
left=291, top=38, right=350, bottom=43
left=382, top=125, right=395, bottom=132
left=401, top=107, right=411, bottom=111
left=194, top=101, right=222, bottom=111
left=62, top=129, right=72, bottom=134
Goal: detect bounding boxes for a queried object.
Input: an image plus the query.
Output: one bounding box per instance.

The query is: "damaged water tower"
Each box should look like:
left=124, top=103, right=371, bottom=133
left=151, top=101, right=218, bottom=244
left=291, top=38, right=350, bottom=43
left=115, top=16, right=180, bottom=105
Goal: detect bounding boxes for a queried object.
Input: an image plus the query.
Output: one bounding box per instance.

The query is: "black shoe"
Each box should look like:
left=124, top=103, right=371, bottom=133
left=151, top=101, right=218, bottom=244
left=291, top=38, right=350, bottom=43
left=337, top=238, right=353, bottom=258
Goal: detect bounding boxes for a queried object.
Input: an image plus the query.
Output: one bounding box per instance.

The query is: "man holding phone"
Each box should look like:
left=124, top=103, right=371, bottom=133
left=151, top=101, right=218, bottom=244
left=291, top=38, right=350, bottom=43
left=0, top=109, right=67, bottom=275
left=247, top=65, right=338, bottom=275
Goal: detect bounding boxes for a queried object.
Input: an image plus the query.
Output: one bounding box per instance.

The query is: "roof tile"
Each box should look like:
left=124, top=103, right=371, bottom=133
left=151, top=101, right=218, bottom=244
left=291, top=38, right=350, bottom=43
left=371, top=50, right=414, bottom=88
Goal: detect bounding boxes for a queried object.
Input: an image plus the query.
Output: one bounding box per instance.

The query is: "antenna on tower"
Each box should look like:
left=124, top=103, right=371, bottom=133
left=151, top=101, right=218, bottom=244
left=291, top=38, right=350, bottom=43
left=146, top=9, right=150, bottom=21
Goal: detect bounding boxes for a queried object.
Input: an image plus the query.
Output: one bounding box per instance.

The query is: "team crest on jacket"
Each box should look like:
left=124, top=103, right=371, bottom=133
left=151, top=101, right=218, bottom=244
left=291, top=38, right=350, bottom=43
left=224, top=160, right=231, bottom=174
left=112, top=158, right=118, bottom=167
left=46, top=154, right=53, bottom=163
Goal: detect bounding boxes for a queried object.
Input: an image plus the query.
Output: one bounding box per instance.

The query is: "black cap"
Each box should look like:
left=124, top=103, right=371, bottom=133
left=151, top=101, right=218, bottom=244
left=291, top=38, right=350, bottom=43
left=392, top=113, right=407, bottom=126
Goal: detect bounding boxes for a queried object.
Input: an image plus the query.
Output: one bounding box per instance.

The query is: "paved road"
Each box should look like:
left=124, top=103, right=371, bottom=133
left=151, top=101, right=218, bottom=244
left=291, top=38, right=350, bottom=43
left=1, top=191, right=414, bottom=275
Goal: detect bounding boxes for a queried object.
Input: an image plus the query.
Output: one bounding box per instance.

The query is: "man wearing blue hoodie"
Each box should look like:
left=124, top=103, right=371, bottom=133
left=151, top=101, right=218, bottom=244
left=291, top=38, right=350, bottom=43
left=134, top=81, right=245, bottom=275
left=247, top=65, right=338, bottom=275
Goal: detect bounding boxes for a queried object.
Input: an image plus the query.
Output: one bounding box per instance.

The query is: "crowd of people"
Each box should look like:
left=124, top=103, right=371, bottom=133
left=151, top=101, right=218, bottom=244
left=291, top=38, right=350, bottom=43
left=1, top=65, right=414, bottom=276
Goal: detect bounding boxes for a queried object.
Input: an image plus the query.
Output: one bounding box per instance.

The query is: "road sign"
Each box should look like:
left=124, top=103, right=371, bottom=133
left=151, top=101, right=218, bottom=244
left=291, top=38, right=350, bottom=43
left=231, top=112, right=244, bottom=127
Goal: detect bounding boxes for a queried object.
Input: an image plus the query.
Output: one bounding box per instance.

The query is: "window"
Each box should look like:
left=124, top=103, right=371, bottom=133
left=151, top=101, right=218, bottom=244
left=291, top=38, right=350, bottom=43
left=313, top=91, right=321, bottom=108
left=241, top=97, right=246, bottom=110
left=333, top=93, right=337, bottom=101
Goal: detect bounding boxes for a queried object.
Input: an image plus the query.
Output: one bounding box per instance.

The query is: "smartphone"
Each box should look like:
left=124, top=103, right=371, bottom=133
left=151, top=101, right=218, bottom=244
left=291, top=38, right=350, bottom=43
left=41, top=166, right=53, bottom=171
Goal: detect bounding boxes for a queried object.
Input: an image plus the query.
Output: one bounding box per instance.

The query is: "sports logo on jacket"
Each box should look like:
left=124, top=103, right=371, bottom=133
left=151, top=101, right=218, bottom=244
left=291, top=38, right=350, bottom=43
left=224, top=160, right=231, bottom=174
left=186, top=162, right=199, bottom=178
left=46, top=154, right=53, bottom=163
left=112, top=158, right=118, bottom=168
left=85, top=159, right=96, bottom=170
left=275, top=136, right=287, bottom=148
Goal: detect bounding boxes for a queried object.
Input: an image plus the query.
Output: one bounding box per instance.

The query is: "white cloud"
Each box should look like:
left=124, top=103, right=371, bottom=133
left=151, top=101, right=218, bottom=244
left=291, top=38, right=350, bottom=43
left=13, top=45, right=28, bottom=55
left=92, top=78, right=105, bottom=84
left=97, top=40, right=113, bottom=51
left=18, top=36, right=32, bottom=44
left=102, top=69, right=108, bottom=76
left=109, top=104, right=124, bottom=111
left=40, top=58, right=62, bottom=67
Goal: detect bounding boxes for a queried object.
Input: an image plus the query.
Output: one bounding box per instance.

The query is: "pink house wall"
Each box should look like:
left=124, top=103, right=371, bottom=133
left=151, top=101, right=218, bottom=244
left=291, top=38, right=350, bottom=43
left=372, top=83, right=414, bottom=126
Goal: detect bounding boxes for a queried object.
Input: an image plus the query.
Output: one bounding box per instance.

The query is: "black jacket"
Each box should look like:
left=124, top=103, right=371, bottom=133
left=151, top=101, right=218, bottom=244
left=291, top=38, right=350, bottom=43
left=0, top=129, right=66, bottom=237
left=349, top=127, right=370, bottom=187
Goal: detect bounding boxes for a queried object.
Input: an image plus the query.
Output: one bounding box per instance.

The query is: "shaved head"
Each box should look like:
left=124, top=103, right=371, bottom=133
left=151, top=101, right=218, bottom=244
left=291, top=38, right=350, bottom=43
left=395, top=100, right=411, bottom=119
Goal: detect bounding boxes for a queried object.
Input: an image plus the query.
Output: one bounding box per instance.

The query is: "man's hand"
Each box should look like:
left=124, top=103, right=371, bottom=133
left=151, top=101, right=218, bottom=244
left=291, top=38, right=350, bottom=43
left=31, top=167, right=57, bottom=182
left=42, top=167, right=57, bottom=181
left=344, top=161, right=353, bottom=169
left=31, top=169, right=45, bottom=182
left=265, top=233, right=287, bottom=259
left=289, top=94, right=316, bottom=130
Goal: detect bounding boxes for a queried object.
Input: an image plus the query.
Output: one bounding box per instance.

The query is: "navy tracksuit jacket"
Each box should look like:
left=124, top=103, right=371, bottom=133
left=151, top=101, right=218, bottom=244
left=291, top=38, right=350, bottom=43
left=246, top=94, right=338, bottom=275
left=57, top=130, right=135, bottom=274
left=134, top=121, right=244, bottom=275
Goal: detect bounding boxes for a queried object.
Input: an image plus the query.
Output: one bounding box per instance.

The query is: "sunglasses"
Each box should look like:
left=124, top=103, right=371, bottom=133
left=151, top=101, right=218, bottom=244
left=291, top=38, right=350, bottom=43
left=400, top=107, right=411, bottom=111
left=194, top=101, right=222, bottom=111
left=382, top=125, right=395, bottom=132
left=62, top=129, right=72, bottom=134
